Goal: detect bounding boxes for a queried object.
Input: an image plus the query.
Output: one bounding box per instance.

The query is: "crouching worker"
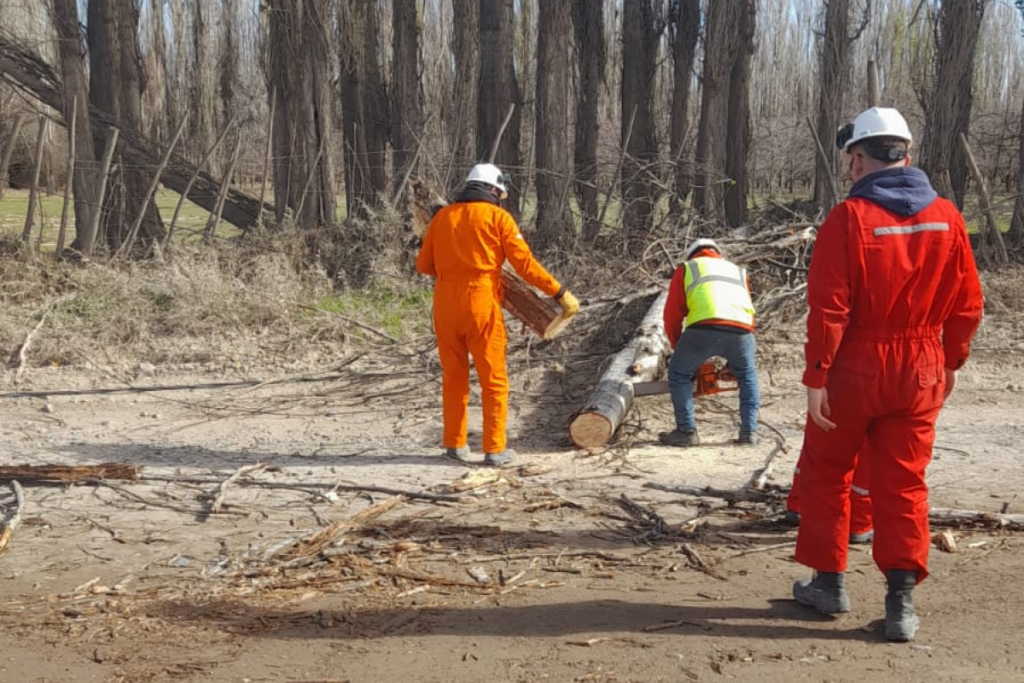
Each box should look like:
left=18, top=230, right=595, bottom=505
left=416, top=163, right=579, bottom=467
left=659, top=238, right=760, bottom=447
left=791, top=107, right=983, bottom=642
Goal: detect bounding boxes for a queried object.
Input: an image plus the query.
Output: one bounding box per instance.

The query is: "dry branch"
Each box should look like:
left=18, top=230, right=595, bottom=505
left=209, top=463, right=265, bottom=515
left=0, top=463, right=141, bottom=483
left=273, top=495, right=405, bottom=561
left=0, top=481, right=25, bottom=553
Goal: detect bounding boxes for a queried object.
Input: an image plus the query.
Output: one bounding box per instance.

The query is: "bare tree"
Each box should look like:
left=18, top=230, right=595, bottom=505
left=190, top=0, right=216, bottom=170
left=669, top=0, right=700, bottom=215
left=693, top=1, right=740, bottom=225
left=620, top=0, right=660, bottom=246
left=534, top=0, right=572, bottom=248
left=85, top=0, right=165, bottom=252
left=448, top=0, right=478, bottom=193
left=573, top=0, right=605, bottom=242
left=920, top=0, right=988, bottom=207
left=267, top=0, right=336, bottom=229
left=725, top=0, right=756, bottom=228
left=51, top=0, right=98, bottom=247
left=477, top=0, right=521, bottom=215
left=391, top=0, right=424, bottom=196
left=813, top=0, right=853, bottom=209
left=219, top=0, right=239, bottom=133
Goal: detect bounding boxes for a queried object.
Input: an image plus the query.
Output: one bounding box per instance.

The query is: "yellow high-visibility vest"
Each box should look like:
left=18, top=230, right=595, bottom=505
left=683, top=257, right=755, bottom=328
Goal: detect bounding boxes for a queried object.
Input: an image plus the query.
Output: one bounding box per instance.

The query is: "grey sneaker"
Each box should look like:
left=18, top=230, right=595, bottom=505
left=793, top=571, right=851, bottom=614
left=849, top=529, right=875, bottom=545
left=443, top=446, right=471, bottom=462
left=738, top=431, right=759, bottom=445
left=483, top=448, right=516, bottom=467
left=659, top=430, right=700, bottom=447
left=885, top=570, right=920, bottom=642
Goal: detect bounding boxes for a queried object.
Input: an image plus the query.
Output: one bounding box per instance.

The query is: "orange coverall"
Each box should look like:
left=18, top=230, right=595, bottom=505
left=795, top=175, right=983, bottom=583
left=415, top=200, right=561, bottom=454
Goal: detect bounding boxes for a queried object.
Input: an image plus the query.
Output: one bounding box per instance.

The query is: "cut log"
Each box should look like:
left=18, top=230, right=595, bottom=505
left=0, top=481, right=25, bottom=553
left=0, top=463, right=141, bottom=483
left=569, top=292, right=669, bottom=449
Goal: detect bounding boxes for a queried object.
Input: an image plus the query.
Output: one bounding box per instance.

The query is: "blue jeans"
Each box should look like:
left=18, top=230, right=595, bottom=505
left=667, top=327, right=760, bottom=435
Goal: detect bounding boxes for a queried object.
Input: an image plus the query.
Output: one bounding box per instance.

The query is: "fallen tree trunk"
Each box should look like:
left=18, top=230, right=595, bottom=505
left=569, top=292, right=669, bottom=449
left=0, top=33, right=272, bottom=232
left=0, top=463, right=141, bottom=483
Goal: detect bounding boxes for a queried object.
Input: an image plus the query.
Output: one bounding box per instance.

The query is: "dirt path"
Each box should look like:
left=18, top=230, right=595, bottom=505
left=0, top=317, right=1022, bottom=683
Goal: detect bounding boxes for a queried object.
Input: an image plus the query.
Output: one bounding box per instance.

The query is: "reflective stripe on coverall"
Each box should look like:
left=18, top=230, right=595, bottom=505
left=415, top=200, right=561, bottom=453
left=795, top=195, right=983, bottom=583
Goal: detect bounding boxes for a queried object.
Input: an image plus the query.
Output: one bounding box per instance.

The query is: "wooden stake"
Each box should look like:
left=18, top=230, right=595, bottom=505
left=166, top=113, right=237, bottom=246
left=958, top=132, right=1009, bottom=266
left=118, top=113, right=189, bottom=258
left=20, top=115, right=47, bottom=243
left=204, top=134, right=243, bottom=240
left=55, top=98, right=77, bottom=257
left=81, top=126, right=120, bottom=257
left=0, top=113, right=26, bottom=200
left=256, top=91, right=275, bottom=230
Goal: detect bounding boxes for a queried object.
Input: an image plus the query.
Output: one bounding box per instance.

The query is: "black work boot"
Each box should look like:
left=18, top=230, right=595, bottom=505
left=737, top=431, right=759, bottom=446
left=484, top=448, right=516, bottom=467
left=793, top=571, right=851, bottom=614
left=443, top=446, right=471, bottom=462
left=885, top=569, right=920, bottom=642
left=659, top=429, right=700, bottom=447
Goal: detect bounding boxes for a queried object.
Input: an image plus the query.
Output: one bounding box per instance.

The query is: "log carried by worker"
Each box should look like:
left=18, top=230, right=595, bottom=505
left=416, top=163, right=579, bottom=467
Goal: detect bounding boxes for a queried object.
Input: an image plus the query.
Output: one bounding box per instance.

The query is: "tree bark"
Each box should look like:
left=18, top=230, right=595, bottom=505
left=572, top=0, right=605, bottom=242
left=269, top=0, right=336, bottom=229
left=190, top=0, right=216, bottom=171
left=449, top=0, right=479, bottom=195
left=669, top=0, right=700, bottom=214
left=0, top=113, right=24, bottom=199
left=534, top=0, right=572, bottom=249
left=219, top=0, right=239, bottom=135
left=813, top=0, right=852, bottom=211
left=1007, top=94, right=1024, bottom=253
left=920, top=0, right=987, bottom=208
left=724, top=0, right=756, bottom=228
left=477, top=0, right=521, bottom=218
left=391, top=0, right=424, bottom=198
left=693, top=1, right=740, bottom=225
left=52, top=0, right=98, bottom=246
left=620, top=0, right=659, bottom=248
left=86, top=0, right=165, bottom=253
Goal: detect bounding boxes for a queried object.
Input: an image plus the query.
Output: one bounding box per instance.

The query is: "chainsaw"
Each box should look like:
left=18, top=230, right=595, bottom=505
left=632, top=358, right=738, bottom=397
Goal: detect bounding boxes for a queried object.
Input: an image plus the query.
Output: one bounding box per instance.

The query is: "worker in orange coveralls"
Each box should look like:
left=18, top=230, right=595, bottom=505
left=790, top=107, right=983, bottom=643
left=786, top=447, right=874, bottom=545
left=416, top=163, right=579, bottom=467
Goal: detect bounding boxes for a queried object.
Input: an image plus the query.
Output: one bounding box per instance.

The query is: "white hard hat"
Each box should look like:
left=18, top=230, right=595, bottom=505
left=685, top=238, right=721, bottom=259
left=838, top=107, right=912, bottom=151
left=466, top=163, right=509, bottom=198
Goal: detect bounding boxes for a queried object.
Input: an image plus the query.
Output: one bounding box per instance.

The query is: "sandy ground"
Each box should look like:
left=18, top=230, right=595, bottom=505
left=0, top=306, right=1022, bottom=683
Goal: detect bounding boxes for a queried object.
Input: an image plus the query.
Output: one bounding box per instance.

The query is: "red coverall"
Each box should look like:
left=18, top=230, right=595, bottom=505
left=416, top=200, right=561, bottom=454
left=787, top=446, right=872, bottom=535
left=794, top=193, right=983, bottom=583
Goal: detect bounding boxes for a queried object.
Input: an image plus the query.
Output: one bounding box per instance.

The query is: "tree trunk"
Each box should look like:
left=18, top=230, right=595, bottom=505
left=190, top=0, right=217, bottom=172
left=813, top=0, right=852, bottom=211
left=620, top=0, right=659, bottom=248
left=52, top=0, right=98, bottom=246
left=724, top=0, right=756, bottom=228
left=573, top=0, right=605, bottom=242
left=339, top=0, right=388, bottom=219
left=669, top=0, right=700, bottom=214
left=534, top=0, right=572, bottom=249
left=693, top=1, right=740, bottom=225
left=449, top=0, right=479, bottom=195
left=85, top=0, right=165, bottom=254
left=219, top=0, right=239, bottom=135
left=268, top=0, right=336, bottom=229
left=1008, top=94, right=1024, bottom=253
left=477, top=0, right=521, bottom=217
left=391, top=0, right=424, bottom=197
left=920, top=0, right=986, bottom=208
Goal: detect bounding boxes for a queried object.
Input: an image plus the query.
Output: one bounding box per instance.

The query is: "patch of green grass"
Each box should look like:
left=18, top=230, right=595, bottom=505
left=312, top=285, right=433, bottom=338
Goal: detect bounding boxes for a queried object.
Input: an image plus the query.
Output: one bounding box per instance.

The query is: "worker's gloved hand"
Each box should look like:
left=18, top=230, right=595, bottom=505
left=557, top=289, right=580, bottom=316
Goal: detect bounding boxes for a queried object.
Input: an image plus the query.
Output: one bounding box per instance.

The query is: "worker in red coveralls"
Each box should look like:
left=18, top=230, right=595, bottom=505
left=786, top=447, right=874, bottom=545
left=790, top=107, right=984, bottom=642
left=659, top=238, right=760, bottom=447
